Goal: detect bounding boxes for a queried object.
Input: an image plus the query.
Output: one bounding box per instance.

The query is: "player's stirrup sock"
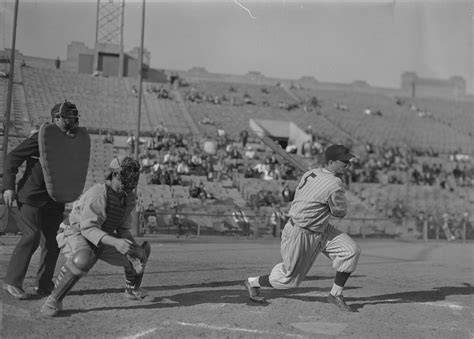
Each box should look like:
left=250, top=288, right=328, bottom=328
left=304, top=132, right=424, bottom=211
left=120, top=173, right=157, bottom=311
left=331, top=271, right=351, bottom=296
left=258, top=275, right=272, bottom=288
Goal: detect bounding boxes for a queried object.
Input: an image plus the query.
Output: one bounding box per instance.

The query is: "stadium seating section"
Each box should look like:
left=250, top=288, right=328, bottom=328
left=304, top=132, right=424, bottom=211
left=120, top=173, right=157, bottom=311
left=1, top=63, right=472, bottom=237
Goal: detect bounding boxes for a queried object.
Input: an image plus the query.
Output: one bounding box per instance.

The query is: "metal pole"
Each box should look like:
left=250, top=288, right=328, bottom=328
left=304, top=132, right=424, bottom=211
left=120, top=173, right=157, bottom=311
left=119, top=0, right=125, bottom=77
left=2, top=0, right=19, bottom=170
left=95, top=0, right=100, bottom=46
left=132, top=0, right=145, bottom=238
left=134, top=0, right=145, bottom=160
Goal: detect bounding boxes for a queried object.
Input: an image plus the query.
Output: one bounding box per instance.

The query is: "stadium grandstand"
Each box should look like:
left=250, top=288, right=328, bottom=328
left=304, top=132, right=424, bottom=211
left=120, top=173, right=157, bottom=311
left=1, top=43, right=473, bottom=240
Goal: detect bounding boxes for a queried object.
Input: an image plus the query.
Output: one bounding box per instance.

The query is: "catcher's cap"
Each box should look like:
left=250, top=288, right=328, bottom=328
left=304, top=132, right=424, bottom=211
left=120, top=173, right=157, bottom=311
left=325, top=145, right=356, bottom=162
left=105, top=155, right=130, bottom=181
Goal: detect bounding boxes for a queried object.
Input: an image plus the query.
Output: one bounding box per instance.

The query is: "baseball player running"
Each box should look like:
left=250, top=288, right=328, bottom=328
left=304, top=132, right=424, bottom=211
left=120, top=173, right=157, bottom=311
left=41, top=156, right=151, bottom=316
left=244, top=145, right=361, bottom=312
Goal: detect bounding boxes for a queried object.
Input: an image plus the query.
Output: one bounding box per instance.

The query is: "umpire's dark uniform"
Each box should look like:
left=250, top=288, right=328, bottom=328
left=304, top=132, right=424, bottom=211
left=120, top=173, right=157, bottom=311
left=2, top=132, right=64, bottom=292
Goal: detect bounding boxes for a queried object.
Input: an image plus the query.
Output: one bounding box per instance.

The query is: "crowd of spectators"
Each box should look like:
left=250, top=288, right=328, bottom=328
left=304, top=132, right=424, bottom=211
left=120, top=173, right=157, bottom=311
left=349, top=142, right=474, bottom=189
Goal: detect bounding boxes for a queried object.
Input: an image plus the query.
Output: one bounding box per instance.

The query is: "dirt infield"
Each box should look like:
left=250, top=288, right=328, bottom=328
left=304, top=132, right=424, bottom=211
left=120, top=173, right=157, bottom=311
left=0, top=235, right=472, bottom=338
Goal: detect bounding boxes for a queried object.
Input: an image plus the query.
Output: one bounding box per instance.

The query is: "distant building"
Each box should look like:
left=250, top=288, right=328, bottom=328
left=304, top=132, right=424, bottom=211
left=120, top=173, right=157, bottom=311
left=401, top=72, right=466, bottom=99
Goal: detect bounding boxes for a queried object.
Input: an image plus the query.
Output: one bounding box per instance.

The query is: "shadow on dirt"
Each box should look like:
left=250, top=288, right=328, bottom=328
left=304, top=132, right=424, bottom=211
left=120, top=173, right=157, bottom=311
left=60, top=282, right=473, bottom=317
left=348, top=283, right=474, bottom=311
left=59, top=277, right=365, bottom=317
left=69, top=274, right=364, bottom=296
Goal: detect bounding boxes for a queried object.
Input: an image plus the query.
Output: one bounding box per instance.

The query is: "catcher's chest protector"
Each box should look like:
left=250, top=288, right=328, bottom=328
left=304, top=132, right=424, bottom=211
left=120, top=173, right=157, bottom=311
left=38, top=123, right=91, bottom=203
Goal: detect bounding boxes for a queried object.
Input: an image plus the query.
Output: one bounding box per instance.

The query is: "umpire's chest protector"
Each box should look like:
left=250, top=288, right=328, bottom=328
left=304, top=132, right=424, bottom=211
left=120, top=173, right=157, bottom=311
left=38, top=123, right=91, bottom=203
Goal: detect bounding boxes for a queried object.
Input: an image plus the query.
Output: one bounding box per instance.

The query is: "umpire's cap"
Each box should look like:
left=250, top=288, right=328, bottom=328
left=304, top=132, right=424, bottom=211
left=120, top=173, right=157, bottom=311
left=50, top=100, right=78, bottom=121
left=325, top=145, right=356, bottom=162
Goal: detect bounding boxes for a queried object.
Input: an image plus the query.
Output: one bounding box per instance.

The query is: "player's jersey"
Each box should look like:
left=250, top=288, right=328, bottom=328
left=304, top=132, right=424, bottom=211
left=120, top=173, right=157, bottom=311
left=288, top=168, right=346, bottom=233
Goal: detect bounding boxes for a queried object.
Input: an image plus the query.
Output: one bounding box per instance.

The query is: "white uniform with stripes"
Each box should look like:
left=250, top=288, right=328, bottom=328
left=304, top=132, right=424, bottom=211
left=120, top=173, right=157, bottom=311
left=268, top=168, right=361, bottom=289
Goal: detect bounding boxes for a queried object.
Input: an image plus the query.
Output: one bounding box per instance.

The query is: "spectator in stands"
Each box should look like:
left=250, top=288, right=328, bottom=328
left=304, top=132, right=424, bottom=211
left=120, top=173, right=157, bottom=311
left=55, top=57, right=61, bottom=70
left=458, top=212, right=473, bottom=240
left=427, top=214, right=439, bottom=239
left=239, top=129, right=249, bottom=148
left=415, top=211, right=426, bottom=236
left=205, top=161, right=215, bottom=182
left=127, top=132, right=136, bottom=155
left=176, top=160, right=190, bottom=175
left=453, top=165, right=463, bottom=186
left=142, top=204, right=158, bottom=234
left=441, top=213, right=456, bottom=241
left=391, top=200, right=406, bottom=226
left=233, top=205, right=250, bottom=238
left=244, top=146, right=256, bottom=159
left=103, top=130, right=114, bottom=144
left=270, top=204, right=285, bottom=238
left=198, top=181, right=214, bottom=200
left=188, top=181, right=201, bottom=199
left=285, top=140, right=298, bottom=154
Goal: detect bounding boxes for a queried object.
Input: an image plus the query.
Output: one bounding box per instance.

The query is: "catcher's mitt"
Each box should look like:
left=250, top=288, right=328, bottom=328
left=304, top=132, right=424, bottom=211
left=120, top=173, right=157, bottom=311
left=127, top=241, right=151, bottom=275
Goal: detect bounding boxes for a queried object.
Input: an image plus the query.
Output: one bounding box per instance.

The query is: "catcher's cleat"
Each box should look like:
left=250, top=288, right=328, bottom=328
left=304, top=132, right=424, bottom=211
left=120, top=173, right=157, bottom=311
left=125, top=286, right=149, bottom=301
left=243, top=280, right=267, bottom=304
left=3, top=283, right=30, bottom=300
left=40, top=296, right=63, bottom=317
left=327, top=294, right=353, bottom=312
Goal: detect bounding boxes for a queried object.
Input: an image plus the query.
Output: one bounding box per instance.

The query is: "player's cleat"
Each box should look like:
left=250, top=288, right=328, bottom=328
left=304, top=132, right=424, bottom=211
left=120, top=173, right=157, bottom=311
left=125, top=286, right=149, bottom=301
left=40, top=296, right=63, bottom=317
left=243, top=280, right=267, bottom=304
left=327, top=294, right=353, bottom=312
left=2, top=283, right=30, bottom=300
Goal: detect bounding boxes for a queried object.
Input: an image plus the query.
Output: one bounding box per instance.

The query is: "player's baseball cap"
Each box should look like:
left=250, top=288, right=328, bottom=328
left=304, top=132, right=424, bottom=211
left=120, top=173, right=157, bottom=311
left=325, top=145, right=356, bottom=162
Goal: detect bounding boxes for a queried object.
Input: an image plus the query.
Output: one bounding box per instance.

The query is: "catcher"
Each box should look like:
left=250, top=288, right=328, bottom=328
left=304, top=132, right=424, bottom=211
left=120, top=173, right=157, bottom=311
left=41, top=156, right=151, bottom=316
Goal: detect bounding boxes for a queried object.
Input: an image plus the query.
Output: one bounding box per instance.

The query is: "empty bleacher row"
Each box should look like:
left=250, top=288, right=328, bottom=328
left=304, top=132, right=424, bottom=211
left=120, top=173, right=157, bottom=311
left=180, top=80, right=297, bottom=108
left=0, top=72, right=30, bottom=137
left=291, top=88, right=473, bottom=155
left=408, top=97, right=473, bottom=137
left=19, top=67, right=191, bottom=135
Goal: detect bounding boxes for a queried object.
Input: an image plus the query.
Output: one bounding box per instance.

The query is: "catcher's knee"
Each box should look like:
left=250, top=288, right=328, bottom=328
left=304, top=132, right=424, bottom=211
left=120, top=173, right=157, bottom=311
left=67, top=249, right=96, bottom=275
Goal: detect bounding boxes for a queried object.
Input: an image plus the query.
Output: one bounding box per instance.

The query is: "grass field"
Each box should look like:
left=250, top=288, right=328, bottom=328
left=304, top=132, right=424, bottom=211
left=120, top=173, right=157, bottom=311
left=0, top=235, right=473, bottom=338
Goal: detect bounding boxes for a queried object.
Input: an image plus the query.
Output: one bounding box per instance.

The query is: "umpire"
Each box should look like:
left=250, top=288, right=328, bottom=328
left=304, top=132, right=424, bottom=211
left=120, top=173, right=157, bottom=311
left=2, top=101, right=80, bottom=299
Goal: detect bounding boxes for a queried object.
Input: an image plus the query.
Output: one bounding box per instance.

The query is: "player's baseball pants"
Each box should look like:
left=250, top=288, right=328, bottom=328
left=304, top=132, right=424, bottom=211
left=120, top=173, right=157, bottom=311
left=56, top=230, right=137, bottom=277
left=269, top=222, right=361, bottom=289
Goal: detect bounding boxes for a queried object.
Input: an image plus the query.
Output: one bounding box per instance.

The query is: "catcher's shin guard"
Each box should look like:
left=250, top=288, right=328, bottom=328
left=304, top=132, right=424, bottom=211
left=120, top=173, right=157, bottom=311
left=127, top=241, right=151, bottom=276
left=125, top=242, right=151, bottom=300
left=41, top=249, right=95, bottom=316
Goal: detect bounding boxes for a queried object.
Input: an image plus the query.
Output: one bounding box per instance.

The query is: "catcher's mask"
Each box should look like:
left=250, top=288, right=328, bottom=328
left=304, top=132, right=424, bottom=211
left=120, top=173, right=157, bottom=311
left=107, top=156, right=140, bottom=192
left=51, top=100, right=79, bottom=134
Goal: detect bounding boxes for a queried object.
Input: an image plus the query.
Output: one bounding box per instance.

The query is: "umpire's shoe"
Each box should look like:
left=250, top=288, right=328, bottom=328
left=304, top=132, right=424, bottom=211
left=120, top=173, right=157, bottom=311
left=3, top=283, right=30, bottom=300
left=243, top=280, right=267, bottom=304
left=327, top=294, right=353, bottom=312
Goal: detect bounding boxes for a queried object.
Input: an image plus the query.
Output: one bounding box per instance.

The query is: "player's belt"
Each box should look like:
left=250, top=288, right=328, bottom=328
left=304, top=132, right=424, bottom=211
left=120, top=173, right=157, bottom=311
left=289, top=218, right=323, bottom=235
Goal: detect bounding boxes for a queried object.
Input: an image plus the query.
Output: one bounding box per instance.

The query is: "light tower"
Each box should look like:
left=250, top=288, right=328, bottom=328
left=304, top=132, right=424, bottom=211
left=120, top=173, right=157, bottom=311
left=95, top=0, right=125, bottom=76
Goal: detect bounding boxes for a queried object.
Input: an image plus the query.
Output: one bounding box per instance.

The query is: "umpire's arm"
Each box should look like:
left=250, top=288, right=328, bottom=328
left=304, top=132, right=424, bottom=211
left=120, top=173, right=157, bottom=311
left=2, top=136, right=39, bottom=191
